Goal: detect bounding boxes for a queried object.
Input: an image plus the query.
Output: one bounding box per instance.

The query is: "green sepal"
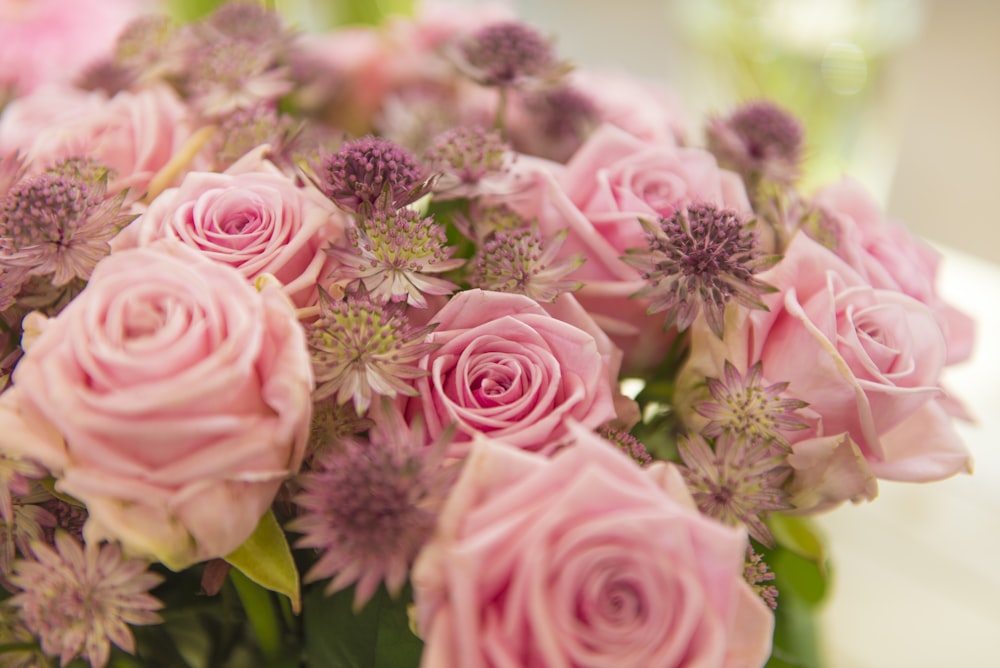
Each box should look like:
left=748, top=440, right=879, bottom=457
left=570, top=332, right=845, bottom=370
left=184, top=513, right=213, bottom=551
left=224, top=510, right=301, bottom=614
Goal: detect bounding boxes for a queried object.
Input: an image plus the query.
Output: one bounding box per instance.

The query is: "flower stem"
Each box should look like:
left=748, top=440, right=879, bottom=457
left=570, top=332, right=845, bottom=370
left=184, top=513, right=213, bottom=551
left=494, top=85, right=508, bottom=140
left=230, top=569, right=282, bottom=659
left=0, top=642, right=40, bottom=654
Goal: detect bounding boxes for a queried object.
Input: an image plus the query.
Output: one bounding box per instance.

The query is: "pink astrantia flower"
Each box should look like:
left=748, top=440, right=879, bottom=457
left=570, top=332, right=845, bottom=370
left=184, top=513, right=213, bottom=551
left=404, top=289, right=620, bottom=456
left=111, top=145, right=347, bottom=308
left=9, top=532, right=163, bottom=668
left=412, top=423, right=773, bottom=668
left=0, top=242, right=313, bottom=569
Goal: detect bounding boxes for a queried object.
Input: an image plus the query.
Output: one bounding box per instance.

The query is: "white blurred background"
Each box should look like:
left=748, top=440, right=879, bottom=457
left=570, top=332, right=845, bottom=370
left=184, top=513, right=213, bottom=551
left=490, top=1, right=1000, bottom=666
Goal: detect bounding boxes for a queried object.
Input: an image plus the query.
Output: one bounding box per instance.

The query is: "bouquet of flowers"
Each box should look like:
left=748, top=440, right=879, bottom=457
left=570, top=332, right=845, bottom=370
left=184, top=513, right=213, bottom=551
left=0, top=1, right=975, bottom=666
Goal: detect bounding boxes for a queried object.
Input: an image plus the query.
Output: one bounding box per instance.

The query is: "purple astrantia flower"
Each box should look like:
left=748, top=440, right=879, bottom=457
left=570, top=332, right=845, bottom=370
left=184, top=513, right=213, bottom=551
left=184, top=36, right=292, bottom=117
left=9, top=533, right=163, bottom=668
left=290, top=403, right=453, bottom=610
left=470, top=226, right=583, bottom=302
left=307, top=290, right=439, bottom=414
left=423, top=126, right=511, bottom=197
left=111, top=14, right=183, bottom=83
left=0, top=163, right=132, bottom=286
left=458, top=21, right=557, bottom=87
left=326, top=208, right=464, bottom=307
left=622, top=203, right=778, bottom=337
left=706, top=100, right=804, bottom=188
left=696, top=360, right=809, bottom=448
left=314, top=137, right=431, bottom=215
left=209, top=103, right=298, bottom=170
left=678, top=432, right=791, bottom=547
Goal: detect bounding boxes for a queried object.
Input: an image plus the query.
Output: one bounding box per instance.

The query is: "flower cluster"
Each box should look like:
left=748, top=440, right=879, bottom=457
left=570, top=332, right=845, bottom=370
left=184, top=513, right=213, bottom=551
left=0, top=2, right=973, bottom=668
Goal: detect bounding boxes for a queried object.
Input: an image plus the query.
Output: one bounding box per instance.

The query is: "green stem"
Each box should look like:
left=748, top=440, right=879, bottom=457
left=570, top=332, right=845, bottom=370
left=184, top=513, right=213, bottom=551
left=0, top=642, right=40, bottom=654
left=230, top=569, right=282, bottom=659
left=494, top=85, right=508, bottom=139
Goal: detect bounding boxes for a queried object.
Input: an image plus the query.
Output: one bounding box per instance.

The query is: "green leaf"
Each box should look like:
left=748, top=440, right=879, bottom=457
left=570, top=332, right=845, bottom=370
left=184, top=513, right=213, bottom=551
left=768, top=514, right=827, bottom=574
left=765, top=567, right=825, bottom=668
left=303, top=583, right=423, bottom=668
left=770, top=546, right=830, bottom=607
left=225, top=510, right=301, bottom=613
left=167, top=0, right=227, bottom=22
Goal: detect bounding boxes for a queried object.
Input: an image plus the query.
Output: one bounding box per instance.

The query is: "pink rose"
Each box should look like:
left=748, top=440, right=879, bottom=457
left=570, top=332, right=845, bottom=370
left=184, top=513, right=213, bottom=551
left=111, top=146, right=347, bottom=308
left=0, top=0, right=150, bottom=95
left=0, top=83, right=191, bottom=196
left=0, top=243, right=313, bottom=568
left=406, top=289, right=619, bottom=456
left=412, top=424, right=774, bottom=668
left=506, top=123, right=751, bottom=371
left=812, top=177, right=974, bottom=365
left=680, top=232, right=970, bottom=509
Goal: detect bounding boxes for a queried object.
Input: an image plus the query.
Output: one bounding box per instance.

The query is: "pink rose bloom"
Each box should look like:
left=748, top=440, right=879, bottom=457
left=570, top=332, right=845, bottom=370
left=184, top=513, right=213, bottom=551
left=812, top=177, right=975, bottom=365
left=0, top=243, right=313, bottom=569
left=412, top=424, right=774, bottom=668
left=505, top=123, right=751, bottom=371
left=0, top=0, right=151, bottom=96
left=0, top=83, right=191, bottom=196
left=111, top=146, right=347, bottom=308
left=405, top=289, right=619, bottom=456
left=680, top=232, right=971, bottom=510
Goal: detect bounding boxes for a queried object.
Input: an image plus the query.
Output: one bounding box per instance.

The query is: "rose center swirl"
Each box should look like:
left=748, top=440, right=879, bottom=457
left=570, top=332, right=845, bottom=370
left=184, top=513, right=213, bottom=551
left=469, top=358, right=522, bottom=407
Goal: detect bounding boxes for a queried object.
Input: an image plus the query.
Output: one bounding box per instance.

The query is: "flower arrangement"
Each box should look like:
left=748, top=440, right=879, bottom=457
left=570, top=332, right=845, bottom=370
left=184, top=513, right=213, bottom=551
left=0, top=1, right=975, bottom=667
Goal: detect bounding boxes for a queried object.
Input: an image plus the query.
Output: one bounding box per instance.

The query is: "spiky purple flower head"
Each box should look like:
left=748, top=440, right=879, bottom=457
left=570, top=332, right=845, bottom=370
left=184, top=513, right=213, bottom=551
left=0, top=164, right=131, bottom=286
left=678, top=433, right=791, bottom=547
left=471, top=226, right=583, bottom=302
left=290, top=402, right=454, bottom=610
left=316, top=137, right=430, bottom=215
left=185, top=35, right=292, bottom=116
left=707, top=100, right=804, bottom=187
left=307, top=289, right=439, bottom=414
left=423, top=126, right=511, bottom=195
left=520, top=85, right=599, bottom=161
left=696, top=361, right=809, bottom=448
left=112, top=14, right=182, bottom=82
left=622, top=203, right=778, bottom=337
left=459, top=21, right=556, bottom=86
left=326, top=208, right=464, bottom=308
left=210, top=103, right=298, bottom=169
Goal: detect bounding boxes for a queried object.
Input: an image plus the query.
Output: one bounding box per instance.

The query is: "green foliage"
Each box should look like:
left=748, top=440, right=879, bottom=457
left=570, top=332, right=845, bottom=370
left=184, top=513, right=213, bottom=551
left=225, top=510, right=301, bottom=613
left=762, top=515, right=832, bottom=668
left=303, top=583, right=423, bottom=668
